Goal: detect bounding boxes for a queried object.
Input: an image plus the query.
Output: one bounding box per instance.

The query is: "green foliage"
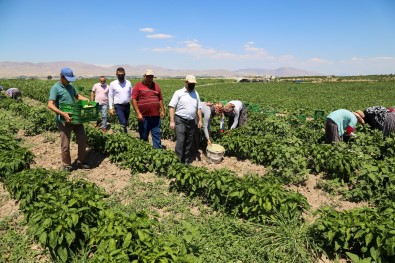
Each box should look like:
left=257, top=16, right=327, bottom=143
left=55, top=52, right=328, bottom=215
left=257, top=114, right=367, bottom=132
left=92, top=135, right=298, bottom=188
left=0, top=215, right=48, bottom=262
left=0, top=94, right=56, bottom=135
left=313, top=206, right=395, bottom=262
left=90, top=210, right=194, bottom=262
left=0, top=134, right=34, bottom=177
left=4, top=77, right=395, bottom=261
left=258, top=211, right=325, bottom=263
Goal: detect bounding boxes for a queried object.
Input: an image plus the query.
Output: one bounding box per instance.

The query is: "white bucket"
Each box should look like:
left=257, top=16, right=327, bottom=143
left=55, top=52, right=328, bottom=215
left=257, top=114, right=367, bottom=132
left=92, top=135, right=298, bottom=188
left=206, top=143, right=225, bottom=164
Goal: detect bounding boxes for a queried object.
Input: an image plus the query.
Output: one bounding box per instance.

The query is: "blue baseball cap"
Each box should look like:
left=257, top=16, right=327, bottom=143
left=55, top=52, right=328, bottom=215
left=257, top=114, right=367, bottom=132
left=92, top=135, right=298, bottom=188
left=60, top=67, right=76, bottom=82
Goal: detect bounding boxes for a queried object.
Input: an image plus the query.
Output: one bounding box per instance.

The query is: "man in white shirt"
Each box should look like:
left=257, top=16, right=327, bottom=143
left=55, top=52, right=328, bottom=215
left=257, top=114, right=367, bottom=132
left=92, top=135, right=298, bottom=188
left=109, top=67, right=133, bottom=133
left=169, top=75, right=202, bottom=165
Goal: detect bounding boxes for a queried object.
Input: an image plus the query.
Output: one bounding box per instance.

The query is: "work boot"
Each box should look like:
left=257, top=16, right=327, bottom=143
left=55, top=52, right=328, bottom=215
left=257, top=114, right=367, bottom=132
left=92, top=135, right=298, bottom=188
left=76, top=162, right=90, bottom=169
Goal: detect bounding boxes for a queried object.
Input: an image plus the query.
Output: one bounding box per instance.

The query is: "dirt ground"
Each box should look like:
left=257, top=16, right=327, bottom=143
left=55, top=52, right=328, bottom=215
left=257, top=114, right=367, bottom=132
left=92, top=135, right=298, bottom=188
left=0, top=128, right=362, bottom=262
left=0, top=183, right=20, bottom=221
left=11, top=129, right=367, bottom=215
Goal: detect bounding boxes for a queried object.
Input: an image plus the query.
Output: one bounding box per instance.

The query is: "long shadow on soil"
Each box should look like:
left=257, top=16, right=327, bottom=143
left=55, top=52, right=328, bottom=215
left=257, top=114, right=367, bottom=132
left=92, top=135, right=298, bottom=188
left=78, top=149, right=108, bottom=169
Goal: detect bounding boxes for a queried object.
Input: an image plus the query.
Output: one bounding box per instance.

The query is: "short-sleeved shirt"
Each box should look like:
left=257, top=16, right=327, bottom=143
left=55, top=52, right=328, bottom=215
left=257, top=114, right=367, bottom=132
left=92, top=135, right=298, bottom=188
left=132, top=81, right=163, bottom=117
left=48, top=81, right=78, bottom=122
left=327, top=109, right=358, bottom=135
left=6, top=88, right=20, bottom=97
left=363, top=106, right=389, bottom=130
left=168, top=87, right=201, bottom=120
left=91, top=83, right=109, bottom=105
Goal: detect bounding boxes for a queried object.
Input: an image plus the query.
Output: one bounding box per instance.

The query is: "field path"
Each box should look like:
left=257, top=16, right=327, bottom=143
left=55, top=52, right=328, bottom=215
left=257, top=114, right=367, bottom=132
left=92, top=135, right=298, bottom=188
left=18, top=129, right=367, bottom=217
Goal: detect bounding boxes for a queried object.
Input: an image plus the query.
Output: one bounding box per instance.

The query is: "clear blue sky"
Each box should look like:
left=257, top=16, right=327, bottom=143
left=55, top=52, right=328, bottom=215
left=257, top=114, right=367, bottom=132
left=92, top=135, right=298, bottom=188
left=0, top=0, right=394, bottom=75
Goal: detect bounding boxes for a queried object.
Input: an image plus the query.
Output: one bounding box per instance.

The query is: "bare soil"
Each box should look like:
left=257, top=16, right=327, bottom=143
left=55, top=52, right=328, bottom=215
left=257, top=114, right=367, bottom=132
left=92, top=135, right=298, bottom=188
left=5, top=130, right=360, bottom=263
left=15, top=129, right=367, bottom=216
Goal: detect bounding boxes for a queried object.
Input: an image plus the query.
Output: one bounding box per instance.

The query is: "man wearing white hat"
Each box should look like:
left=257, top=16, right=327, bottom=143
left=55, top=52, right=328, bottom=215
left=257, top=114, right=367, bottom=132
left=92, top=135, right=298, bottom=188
left=169, top=75, right=202, bottom=164
left=131, top=69, right=166, bottom=148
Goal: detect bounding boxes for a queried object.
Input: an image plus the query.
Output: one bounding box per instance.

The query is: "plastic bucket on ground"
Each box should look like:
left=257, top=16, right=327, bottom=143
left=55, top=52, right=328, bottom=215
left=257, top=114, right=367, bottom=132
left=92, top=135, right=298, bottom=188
left=206, top=143, right=225, bottom=164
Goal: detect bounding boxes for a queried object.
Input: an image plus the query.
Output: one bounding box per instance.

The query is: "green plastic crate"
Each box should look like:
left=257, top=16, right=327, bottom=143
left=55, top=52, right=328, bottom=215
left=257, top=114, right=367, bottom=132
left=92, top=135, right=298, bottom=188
left=246, top=103, right=261, bottom=113
left=297, top=114, right=307, bottom=121
left=314, top=110, right=325, bottom=120
left=59, top=100, right=98, bottom=124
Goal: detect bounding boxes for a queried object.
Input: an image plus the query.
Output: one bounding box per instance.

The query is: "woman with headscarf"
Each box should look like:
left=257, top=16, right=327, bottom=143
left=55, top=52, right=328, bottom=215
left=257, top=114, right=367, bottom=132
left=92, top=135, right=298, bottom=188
left=325, top=109, right=365, bottom=144
left=363, top=106, right=395, bottom=138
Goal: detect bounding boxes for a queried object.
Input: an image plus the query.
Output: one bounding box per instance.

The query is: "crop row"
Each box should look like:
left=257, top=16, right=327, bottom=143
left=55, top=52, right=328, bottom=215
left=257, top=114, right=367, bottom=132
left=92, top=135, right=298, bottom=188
left=3, top=79, right=395, bottom=260
left=0, top=130, right=195, bottom=262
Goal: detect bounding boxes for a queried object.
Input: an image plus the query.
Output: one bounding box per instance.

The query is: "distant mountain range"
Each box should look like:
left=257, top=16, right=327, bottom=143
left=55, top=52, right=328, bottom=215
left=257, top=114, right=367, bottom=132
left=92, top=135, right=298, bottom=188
left=0, top=61, right=323, bottom=78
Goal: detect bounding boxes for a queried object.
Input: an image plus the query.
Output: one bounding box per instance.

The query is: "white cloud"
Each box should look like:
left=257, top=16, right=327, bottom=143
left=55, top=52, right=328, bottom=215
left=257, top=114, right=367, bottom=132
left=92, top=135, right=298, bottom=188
left=368, top=56, right=394, bottom=61
left=149, top=40, right=274, bottom=61
left=306, top=57, right=332, bottom=64
left=243, top=42, right=265, bottom=53
left=139, top=27, right=154, bottom=32
left=342, top=56, right=395, bottom=64
left=146, top=34, right=173, bottom=39
left=142, top=36, right=395, bottom=74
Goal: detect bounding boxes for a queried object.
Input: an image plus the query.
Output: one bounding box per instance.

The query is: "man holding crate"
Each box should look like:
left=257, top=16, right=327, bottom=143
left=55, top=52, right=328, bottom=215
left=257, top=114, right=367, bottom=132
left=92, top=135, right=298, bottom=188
left=47, top=67, right=91, bottom=172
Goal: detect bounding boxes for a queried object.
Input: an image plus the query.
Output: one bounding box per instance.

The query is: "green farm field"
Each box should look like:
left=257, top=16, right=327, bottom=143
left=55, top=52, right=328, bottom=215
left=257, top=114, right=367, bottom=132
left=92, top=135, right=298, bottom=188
left=4, top=77, right=395, bottom=113
left=1, top=77, right=395, bottom=262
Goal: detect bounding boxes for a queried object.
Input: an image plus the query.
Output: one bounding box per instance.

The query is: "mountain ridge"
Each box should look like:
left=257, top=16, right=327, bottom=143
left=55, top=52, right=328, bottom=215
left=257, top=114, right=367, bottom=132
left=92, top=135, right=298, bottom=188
left=0, top=61, right=323, bottom=78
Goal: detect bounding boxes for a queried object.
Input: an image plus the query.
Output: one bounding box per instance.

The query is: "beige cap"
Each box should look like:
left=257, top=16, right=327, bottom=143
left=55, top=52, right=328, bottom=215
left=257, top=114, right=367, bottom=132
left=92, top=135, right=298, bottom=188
left=144, top=69, right=154, bottom=76
left=185, top=75, right=197, bottom=83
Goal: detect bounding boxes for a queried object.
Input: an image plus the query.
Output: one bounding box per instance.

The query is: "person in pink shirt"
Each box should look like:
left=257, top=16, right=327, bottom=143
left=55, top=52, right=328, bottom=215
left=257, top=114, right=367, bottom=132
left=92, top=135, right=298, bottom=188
left=91, top=76, right=109, bottom=132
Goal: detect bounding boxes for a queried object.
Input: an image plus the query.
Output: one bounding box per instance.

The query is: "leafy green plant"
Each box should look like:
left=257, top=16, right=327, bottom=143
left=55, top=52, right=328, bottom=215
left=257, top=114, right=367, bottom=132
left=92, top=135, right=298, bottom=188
left=313, top=206, right=395, bottom=262
left=258, top=210, right=325, bottom=263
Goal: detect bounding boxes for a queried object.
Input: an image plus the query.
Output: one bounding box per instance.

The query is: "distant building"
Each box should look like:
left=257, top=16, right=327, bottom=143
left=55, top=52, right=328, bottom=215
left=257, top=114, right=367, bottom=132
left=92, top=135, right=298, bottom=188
left=237, top=75, right=275, bottom=83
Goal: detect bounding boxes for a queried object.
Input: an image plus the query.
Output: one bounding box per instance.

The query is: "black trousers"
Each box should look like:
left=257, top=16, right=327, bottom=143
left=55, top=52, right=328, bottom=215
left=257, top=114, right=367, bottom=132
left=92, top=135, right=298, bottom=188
left=175, top=115, right=197, bottom=164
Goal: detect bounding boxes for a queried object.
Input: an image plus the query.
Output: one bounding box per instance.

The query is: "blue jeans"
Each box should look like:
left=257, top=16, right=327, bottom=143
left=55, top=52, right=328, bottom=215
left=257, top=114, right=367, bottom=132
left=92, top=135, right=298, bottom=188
left=114, top=103, right=130, bottom=132
left=98, top=104, right=108, bottom=129
left=138, top=116, right=162, bottom=148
